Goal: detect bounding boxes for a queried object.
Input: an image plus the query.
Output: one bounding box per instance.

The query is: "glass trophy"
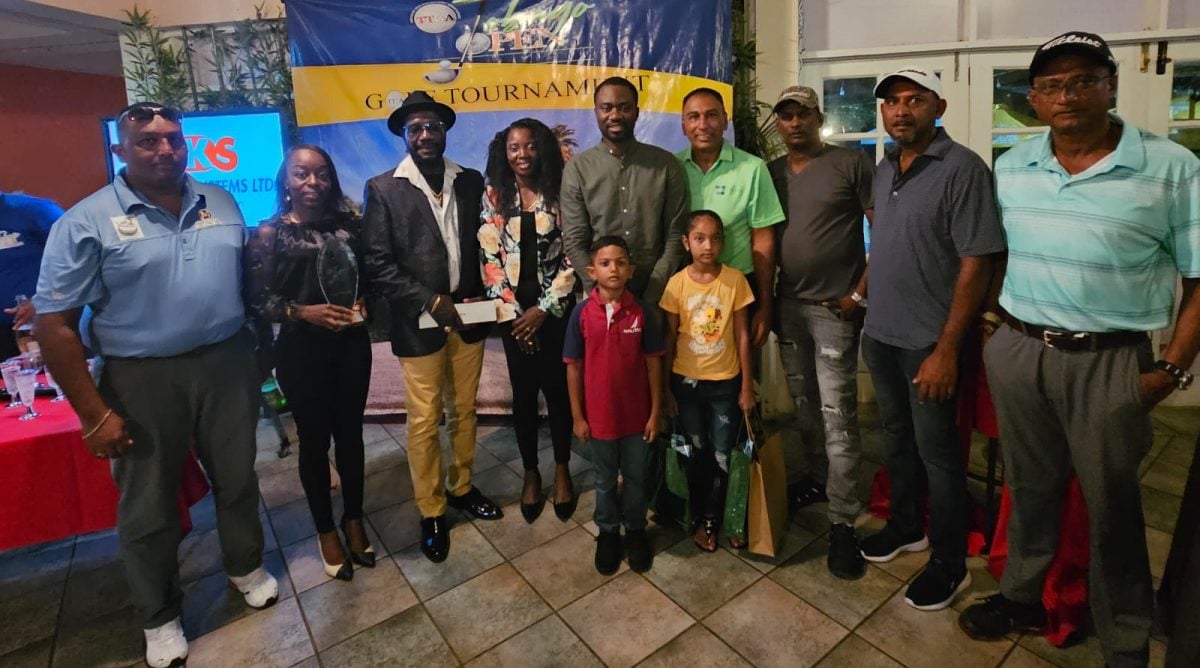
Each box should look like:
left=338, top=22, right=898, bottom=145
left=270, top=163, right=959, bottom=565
left=317, top=236, right=364, bottom=323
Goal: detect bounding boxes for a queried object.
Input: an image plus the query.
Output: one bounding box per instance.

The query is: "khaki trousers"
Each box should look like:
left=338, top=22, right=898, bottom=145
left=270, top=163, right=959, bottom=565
left=399, top=332, right=485, bottom=517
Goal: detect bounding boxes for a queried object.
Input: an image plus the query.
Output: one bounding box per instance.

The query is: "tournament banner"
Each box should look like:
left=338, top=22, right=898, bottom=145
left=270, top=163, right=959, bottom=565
left=286, top=0, right=732, bottom=198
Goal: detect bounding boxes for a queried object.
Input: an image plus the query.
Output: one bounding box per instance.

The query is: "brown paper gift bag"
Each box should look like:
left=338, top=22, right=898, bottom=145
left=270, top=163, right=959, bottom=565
left=747, top=412, right=789, bottom=557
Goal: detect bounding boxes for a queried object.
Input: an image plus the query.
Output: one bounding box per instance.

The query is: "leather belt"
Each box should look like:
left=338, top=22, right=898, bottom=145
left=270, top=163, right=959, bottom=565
left=1003, top=314, right=1147, bottom=352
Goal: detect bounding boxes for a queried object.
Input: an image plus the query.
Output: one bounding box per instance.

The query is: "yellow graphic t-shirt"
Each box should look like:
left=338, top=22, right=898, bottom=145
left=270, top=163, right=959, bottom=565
left=659, top=265, right=755, bottom=381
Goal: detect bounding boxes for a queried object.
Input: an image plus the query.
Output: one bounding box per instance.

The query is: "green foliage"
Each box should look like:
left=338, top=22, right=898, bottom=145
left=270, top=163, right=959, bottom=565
left=122, top=3, right=297, bottom=142
left=121, top=5, right=191, bottom=108
left=731, top=0, right=784, bottom=161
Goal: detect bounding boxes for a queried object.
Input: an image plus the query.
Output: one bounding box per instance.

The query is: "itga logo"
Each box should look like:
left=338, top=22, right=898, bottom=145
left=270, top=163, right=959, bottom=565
left=186, top=135, right=239, bottom=173
left=411, top=2, right=459, bottom=34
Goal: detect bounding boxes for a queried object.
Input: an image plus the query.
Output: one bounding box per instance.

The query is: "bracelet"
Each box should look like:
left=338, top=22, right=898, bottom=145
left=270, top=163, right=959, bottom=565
left=83, top=409, right=114, bottom=440
left=980, top=311, right=1003, bottom=326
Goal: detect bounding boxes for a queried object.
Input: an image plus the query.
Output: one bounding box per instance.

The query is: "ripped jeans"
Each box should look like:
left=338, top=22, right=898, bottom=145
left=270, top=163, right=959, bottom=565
left=670, top=372, right=742, bottom=527
left=776, top=299, right=864, bottom=526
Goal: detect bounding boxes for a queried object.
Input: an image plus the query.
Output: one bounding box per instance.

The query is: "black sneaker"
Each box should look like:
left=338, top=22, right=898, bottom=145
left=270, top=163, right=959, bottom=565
left=595, top=530, right=623, bottom=575
left=789, top=477, right=829, bottom=510
left=827, top=523, right=866, bottom=580
left=860, top=523, right=929, bottom=563
left=625, top=528, right=653, bottom=573
left=905, top=558, right=972, bottom=611
left=958, top=593, right=1047, bottom=639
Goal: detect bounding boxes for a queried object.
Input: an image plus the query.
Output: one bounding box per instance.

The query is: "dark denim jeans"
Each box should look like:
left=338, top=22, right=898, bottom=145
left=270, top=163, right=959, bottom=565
left=671, top=373, right=742, bottom=524
left=861, top=334, right=967, bottom=565
left=591, top=433, right=654, bottom=533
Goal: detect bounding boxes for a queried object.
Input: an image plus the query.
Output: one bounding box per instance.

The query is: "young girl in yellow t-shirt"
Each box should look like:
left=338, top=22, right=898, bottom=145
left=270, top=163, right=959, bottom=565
left=660, top=210, right=756, bottom=553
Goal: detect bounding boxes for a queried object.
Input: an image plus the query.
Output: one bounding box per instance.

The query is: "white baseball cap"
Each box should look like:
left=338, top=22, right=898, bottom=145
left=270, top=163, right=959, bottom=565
left=874, top=66, right=943, bottom=99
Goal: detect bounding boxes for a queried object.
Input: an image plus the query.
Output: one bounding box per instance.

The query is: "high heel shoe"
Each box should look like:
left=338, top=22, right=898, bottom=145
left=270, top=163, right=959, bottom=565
left=520, top=470, right=546, bottom=524
left=340, top=519, right=376, bottom=568
left=318, top=533, right=353, bottom=581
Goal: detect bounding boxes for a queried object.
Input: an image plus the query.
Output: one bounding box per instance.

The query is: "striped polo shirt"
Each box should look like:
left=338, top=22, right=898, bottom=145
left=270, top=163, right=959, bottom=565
left=996, top=116, right=1200, bottom=332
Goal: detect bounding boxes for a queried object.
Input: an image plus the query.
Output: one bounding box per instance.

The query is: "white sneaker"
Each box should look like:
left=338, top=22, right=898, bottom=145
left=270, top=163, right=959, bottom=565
left=144, top=617, right=187, bottom=668
left=228, top=566, right=278, bottom=609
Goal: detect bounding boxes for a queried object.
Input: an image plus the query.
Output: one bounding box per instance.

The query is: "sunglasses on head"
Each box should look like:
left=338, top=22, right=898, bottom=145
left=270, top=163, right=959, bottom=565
left=117, top=104, right=182, bottom=125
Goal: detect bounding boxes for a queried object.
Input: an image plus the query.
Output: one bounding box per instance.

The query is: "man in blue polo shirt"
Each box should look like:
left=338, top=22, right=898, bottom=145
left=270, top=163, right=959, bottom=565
left=0, top=191, right=62, bottom=359
left=859, top=67, right=1006, bottom=611
left=33, top=102, right=277, bottom=668
left=959, top=33, right=1200, bottom=668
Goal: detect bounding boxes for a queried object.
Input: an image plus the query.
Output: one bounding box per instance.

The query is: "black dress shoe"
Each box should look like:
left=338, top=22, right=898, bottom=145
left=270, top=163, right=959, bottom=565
left=420, top=515, right=450, bottom=563
left=446, top=487, right=504, bottom=521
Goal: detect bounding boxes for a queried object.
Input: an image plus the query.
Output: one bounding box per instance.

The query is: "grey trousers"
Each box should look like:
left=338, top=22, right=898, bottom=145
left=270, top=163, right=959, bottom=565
left=985, top=324, right=1153, bottom=667
left=777, top=300, right=864, bottom=525
left=101, top=329, right=264, bottom=628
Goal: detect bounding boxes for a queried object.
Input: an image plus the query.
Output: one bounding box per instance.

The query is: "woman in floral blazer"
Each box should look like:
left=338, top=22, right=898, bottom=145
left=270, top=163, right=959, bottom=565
left=479, top=118, right=577, bottom=523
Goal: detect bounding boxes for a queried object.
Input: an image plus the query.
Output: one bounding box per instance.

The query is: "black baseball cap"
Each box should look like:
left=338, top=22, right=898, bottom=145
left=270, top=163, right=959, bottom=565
left=1028, top=31, right=1117, bottom=83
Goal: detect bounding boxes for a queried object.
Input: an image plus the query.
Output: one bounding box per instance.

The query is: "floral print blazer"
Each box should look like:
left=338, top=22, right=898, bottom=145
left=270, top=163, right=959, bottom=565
left=478, top=185, right=576, bottom=322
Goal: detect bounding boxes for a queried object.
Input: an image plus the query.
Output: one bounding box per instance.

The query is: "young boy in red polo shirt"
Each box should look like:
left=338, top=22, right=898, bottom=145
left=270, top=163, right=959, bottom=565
left=564, top=236, right=665, bottom=575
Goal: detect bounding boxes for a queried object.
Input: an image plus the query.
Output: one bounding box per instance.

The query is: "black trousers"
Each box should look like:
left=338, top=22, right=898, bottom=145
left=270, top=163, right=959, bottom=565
left=275, top=324, right=372, bottom=533
left=500, top=310, right=572, bottom=472
left=1161, top=433, right=1200, bottom=668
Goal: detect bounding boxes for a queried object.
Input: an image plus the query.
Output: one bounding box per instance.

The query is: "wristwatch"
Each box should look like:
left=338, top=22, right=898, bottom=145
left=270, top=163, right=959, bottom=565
left=1154, top=360, right=1194, bottom=391
left=286, top=302, right=302, bottom=321
left=851, top=291, right=867, bottom=308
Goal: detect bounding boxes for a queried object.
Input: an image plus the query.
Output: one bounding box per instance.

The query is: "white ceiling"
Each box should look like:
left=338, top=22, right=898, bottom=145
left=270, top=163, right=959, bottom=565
left=0, top=0, right=122, bottom=76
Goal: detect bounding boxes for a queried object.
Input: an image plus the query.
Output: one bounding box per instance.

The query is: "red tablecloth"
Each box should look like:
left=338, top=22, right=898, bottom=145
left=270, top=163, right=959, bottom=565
left=1, top=382, right=210, bottom=551
left=0, top=392, right=120, bottom=550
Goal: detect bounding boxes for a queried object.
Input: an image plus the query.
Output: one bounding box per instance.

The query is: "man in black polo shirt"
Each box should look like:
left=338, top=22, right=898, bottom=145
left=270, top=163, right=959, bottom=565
left=858, top=67, right=1006, bottom=611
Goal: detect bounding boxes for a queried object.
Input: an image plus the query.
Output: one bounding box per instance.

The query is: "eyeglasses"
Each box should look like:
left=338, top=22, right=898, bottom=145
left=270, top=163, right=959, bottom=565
left=1030, top=75, right=1111, bottom=98
left=405, top=120, right=445, bottom=137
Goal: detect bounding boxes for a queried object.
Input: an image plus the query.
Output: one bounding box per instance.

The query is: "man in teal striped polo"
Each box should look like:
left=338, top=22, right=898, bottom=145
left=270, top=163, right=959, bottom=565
left=959, top=32, right=1200, bottom=668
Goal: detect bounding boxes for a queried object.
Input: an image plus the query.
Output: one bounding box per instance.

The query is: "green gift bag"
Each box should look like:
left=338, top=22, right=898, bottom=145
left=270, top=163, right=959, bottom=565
left=721, top=413, right=755, bottom=544
left=651, top=424, right=692, bottom=531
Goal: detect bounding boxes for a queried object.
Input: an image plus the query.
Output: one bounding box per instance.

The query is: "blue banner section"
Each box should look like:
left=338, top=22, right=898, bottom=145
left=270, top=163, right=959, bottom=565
left=287, top=0, right=731, bottom=81
left=286, top=0, right=732, bottom=199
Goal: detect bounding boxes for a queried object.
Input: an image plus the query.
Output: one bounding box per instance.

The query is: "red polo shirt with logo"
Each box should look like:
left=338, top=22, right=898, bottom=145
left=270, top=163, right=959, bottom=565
left=563, top=288, right=665, bottom=440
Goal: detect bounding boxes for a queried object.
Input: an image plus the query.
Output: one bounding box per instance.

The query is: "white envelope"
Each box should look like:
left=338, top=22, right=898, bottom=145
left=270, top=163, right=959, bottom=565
left=418, top=299, right=501, bottom=329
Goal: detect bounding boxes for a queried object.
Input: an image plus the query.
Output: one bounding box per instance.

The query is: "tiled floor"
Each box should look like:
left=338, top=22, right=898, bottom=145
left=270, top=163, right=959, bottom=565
left=1, top=406, right=1192, bottom=668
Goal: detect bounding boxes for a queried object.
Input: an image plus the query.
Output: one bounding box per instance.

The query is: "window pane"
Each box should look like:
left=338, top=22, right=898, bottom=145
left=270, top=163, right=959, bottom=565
left=823, top=78, right=878, bottom=134
left=1171, top=63, right=1200, bottom=122
left=993, top=69, right=1045, bottom=129
left=828, top=138, right=879, bottom=164
left=1169, top=127, right=1200, bottom=160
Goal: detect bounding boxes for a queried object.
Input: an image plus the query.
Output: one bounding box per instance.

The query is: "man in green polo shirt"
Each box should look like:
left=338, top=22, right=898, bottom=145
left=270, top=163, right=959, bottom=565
left=676, top=87, right=784, bottom=346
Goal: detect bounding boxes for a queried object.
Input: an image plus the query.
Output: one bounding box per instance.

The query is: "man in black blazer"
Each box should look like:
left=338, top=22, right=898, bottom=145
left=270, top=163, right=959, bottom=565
left=363, top=91, right=501, bottom=563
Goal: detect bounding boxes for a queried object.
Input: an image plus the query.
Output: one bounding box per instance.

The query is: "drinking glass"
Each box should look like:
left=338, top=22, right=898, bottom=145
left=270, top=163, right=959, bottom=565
left=1, top=360, right=22, bottom=408
left=15, top=369, right=39, bottom=420
left=44, top=367, right=66, bottom=402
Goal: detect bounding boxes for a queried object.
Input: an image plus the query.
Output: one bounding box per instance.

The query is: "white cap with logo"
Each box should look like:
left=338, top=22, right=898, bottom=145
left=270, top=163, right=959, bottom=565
left=874, top=66, right=944, bottom=99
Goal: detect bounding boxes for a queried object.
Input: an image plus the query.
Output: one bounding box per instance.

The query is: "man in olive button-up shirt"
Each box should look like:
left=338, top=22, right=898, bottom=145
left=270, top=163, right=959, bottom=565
left=561, top=77, right=689, bottom=303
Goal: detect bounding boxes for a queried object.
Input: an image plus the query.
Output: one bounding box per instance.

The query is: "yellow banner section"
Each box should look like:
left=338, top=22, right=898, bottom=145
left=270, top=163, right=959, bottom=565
left=292, top=63, right=733, bottom=127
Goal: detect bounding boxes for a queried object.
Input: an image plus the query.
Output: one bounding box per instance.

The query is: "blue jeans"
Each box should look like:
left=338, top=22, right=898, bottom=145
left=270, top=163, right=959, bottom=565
left=776, top=300, right=864, bottom=525
left=590, top=433, right=654, bottom=533
left=671, top=373, right=741, bottom=523
left=861, top=334, right=967, bottom=564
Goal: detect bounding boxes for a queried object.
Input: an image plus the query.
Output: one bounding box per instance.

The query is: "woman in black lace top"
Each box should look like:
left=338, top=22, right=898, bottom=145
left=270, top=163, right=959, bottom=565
left=246, top=145, right=373, bottom=582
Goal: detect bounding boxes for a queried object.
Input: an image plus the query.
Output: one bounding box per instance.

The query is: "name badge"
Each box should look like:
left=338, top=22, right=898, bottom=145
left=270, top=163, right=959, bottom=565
left=110, top=215, right=145, bottom=241
left=195, top=209, right=221, bottom=229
